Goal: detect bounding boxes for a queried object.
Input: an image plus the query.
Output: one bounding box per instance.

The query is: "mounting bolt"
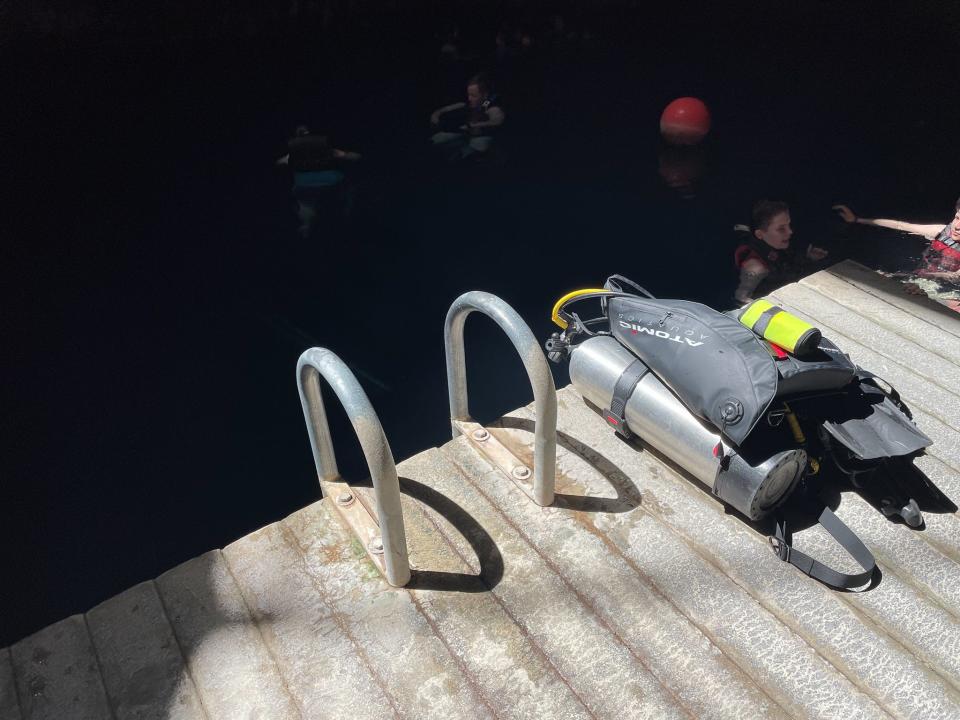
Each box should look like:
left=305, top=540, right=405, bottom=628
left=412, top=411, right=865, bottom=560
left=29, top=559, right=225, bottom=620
left=336, top=491, right=355, bottom=507
left=472, top=428, right=490, bottom=442
left=368, top=537, right=384, bottom=555
left=512, top=465, right=531, bottom=480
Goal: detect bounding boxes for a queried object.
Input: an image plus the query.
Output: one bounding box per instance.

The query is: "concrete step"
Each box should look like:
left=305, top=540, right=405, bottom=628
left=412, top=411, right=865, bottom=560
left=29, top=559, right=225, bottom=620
left=86, top=580, right=206, bottom=720
left=799, top=268, right=960, bottom=365
left=831, top=493, right=960, bottom=619
left=383, top=452, right=595, bottom=720
left=8, top=615, right=112, bottom=720
left=402, top=447, right=693, bottom=719
left=911, top=455, right=960, bottom=514
left=905, top=456, right=960, bottom=562
left=219, top=512, right=394, bottom=720
left=438, top=436, right=782, bottom=720
left=225, top=497, right=487, bottom=720
left=154, top=550, right=300, bottom=719
left=486, top=388, right=960, bottom=720
left=821, top=261, right=960, bottom=339
left=901, top=410, right=960, bottom=475
left=0, top=648, right=21, bottom=720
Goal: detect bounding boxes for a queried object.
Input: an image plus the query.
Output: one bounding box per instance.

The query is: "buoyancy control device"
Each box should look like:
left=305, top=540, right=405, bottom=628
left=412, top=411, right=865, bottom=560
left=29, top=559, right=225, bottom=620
left=545, top=275, right=933, bottom=588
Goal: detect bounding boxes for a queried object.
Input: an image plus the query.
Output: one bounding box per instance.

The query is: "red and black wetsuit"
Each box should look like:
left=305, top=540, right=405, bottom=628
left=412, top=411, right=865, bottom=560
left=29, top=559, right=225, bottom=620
left=923, top=225, right=960, bottom=275
left=733, top=231, right=806, bottom=297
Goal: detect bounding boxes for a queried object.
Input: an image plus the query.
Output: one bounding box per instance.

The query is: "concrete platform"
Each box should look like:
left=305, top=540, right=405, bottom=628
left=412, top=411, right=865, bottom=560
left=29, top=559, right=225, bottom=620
left=4, top=261, right=960, bottom=719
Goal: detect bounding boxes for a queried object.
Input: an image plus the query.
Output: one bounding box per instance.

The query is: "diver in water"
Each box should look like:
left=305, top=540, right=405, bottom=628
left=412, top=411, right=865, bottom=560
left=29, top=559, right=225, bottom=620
left=733, top=200, right=829, bottom=305
left=429, top=73, right=505, bottom=162
left=833, top=200, right=960, bottom=308
left=276, top=126, right=361, bottom=238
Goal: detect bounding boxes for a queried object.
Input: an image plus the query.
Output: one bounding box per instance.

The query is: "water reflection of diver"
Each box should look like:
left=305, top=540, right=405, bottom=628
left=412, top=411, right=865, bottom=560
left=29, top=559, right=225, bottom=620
left=733, top=200, right=829, bottom=305
left=276, top=126, right=361, bottom=238
left=833, top=201, right=960, bottom=307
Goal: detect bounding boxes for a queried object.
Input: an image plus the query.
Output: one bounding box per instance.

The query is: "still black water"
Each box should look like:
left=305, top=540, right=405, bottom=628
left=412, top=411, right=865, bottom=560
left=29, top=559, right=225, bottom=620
left=3, top=2, right=958, bottom=645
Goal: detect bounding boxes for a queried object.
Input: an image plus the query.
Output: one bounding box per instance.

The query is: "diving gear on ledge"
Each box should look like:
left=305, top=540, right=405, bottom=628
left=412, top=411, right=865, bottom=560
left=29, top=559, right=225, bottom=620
left=547, top=275, right=932, bottom=588
left=739, top=299, right=821, bottom=356
left=569, top=335, right=806, bottom=520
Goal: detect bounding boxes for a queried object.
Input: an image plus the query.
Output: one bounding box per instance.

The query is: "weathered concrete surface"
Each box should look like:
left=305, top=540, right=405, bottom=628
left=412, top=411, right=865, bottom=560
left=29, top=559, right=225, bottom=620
left=816, top=260, right=960, bottom=338
left=438, top=437, right=786, bottom=720
left=221, top=518, right=395, bottom=720
left=799, top=268, right=960, bottom=363
left=494, top=391, right=960, bottom=719
left=395, top=448, right=691, bottom=720
left=86, top=581, right=206, bottom=720
left=0, top=649, right=22, bottom=720
left=9, top=616, right=111, bottom=720
left=384, top=458, right=596, bottom=720
left=3, top=260, right=959, bottom=719
left=155, top=551, right=300, bottom=719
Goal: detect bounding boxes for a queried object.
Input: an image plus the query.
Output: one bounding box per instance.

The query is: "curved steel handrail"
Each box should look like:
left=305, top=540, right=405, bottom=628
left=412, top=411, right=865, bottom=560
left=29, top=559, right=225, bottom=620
left=444, top=291, right=557, bottom=506
left=297, top=347, right=410, bottom=586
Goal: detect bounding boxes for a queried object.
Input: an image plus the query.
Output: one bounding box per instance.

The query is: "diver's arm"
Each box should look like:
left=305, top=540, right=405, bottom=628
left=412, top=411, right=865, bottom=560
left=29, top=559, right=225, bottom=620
left=333, top=149, right=362, bottom=161
left=917, top=269, right=960, bottom=282
left=833, top=205, right=941, bottom=239
left=857, top=218, right=943, bottom=239
left=276, top=154, right=290, bottom=165
left=431, top=102, right=466, bottom=124
left=734, top=259, right=770, bottom=305
left=469, top=106, right=505, bottom=130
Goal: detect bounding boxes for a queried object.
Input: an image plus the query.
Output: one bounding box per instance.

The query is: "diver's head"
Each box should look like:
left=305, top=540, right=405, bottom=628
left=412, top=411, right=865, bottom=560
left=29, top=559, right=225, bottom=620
left=951, top=196, right=960, bottom=241
left=752, top=200, right=793, bottom=250
left=466, top=73, right=491, bottom=108
left=295, top=125, right=311, bottom=138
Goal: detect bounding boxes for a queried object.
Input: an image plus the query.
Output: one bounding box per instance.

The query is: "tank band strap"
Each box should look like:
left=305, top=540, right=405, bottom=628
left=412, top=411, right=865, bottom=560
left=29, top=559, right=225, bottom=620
left=753, top=305, right=784, bottom=337
left=605, top=360, right=648, bottom=439
left=771, top=506, right=876, bottom=589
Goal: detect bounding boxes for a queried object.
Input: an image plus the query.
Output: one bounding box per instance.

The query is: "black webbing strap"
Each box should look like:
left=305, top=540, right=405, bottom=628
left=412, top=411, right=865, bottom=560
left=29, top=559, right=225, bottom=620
left=753, top=304, right=784, bottom=337
left=857, top=368, right=907, bottom=412
left=605, top=360, right=648, bottom=439
left=771, top=506, right=876, bottom=589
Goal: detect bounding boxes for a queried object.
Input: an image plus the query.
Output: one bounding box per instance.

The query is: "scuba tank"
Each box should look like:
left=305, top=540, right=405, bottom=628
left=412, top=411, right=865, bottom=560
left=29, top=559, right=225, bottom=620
left=568, top=334, right=806, bottom=521
left=546, top=275, right=933, bottom=588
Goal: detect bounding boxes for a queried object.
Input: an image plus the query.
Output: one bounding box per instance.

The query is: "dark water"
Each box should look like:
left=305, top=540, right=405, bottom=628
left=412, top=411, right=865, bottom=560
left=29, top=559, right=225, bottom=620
left=3, top=3, right=959, bottom=645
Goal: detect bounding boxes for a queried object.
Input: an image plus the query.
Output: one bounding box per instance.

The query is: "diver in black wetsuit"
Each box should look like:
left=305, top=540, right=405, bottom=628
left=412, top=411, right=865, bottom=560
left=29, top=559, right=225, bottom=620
left=276, top=126, right=361, bottom=238
left=429, top=73, right=506, bottom=162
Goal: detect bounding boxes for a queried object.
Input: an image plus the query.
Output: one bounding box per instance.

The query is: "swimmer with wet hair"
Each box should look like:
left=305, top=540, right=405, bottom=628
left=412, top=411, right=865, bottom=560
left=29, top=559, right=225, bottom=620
left=733, top=200, right=829, bottom=304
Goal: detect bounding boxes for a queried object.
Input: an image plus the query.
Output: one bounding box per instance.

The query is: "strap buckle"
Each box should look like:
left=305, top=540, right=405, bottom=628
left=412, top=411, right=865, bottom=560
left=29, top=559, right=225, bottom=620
left=769, top=535, right=790, bottom=561
left=604, top=409, right=633, bottom=439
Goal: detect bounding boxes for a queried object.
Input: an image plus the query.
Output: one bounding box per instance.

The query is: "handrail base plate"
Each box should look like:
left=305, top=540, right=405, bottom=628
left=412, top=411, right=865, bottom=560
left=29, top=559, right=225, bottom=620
left=454, top=420, right=537, bottom=503
left=320, top=479, right=392, bottom=580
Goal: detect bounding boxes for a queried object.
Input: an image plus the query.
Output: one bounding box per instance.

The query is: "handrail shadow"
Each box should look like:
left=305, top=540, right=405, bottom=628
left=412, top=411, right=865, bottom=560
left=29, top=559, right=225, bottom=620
left=349, top=476, right=504, bottom=593
left=495, top=415, right=643, bottom=514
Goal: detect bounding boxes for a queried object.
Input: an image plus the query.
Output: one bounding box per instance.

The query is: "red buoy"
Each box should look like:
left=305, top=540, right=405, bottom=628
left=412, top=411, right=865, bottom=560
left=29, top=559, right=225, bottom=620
left=660, top=97, right=711, bottom=145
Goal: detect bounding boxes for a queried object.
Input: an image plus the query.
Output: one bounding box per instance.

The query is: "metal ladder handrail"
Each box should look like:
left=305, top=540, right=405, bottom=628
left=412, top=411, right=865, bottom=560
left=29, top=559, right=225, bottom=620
left=444, top=291, right=557, bottom=506
left=296, top=347, right=410, bottom=586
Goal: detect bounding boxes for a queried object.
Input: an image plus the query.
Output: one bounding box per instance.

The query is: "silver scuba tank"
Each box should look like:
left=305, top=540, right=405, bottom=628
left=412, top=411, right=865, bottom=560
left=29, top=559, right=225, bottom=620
left=569, top=335, right=806, bottom=520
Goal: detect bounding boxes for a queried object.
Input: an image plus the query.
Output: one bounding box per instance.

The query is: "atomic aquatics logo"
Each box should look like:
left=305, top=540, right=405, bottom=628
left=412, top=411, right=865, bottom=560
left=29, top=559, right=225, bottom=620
left=619, top=320, right=707, bottom=347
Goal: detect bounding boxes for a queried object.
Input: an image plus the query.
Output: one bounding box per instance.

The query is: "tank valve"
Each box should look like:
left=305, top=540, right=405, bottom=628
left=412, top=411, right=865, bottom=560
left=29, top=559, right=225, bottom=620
left=545, top=332, right=570, bottom=363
